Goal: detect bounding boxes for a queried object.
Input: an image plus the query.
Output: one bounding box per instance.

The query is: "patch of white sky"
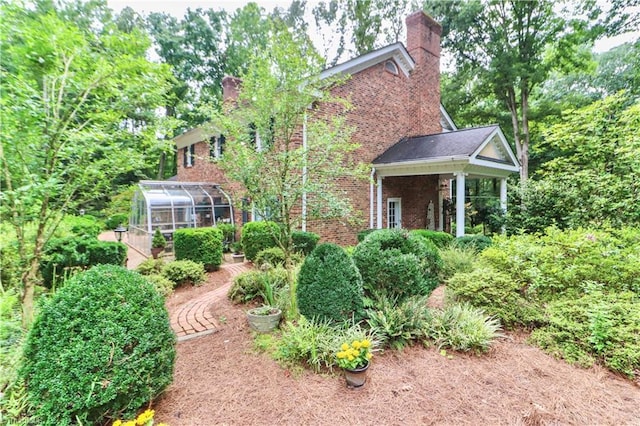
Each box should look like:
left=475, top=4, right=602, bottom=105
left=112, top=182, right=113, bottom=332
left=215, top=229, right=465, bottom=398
left=106, top=0, right=637, bottom=65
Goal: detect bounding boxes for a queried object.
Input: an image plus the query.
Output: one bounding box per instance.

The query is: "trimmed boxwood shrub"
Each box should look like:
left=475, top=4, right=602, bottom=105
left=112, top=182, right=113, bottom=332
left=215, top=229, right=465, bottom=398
left=173, top=227, right=223, bottom=271
left=255, top=247, right=286, bottom=268
left=63, top=214, right=103, bottom=238
left=454, top=235, right=492, bottom=252
left=296, top=243, right=364, bottom=323
left=241, top=221, right=280, bottom=261
left=39, top=237, right=127, bottom=288
left=291, top=231, right=320, bottom=255
left=161, top=260, right=205, bottom=287
left=410, top=229, right=454, bottom=249
left=352, top=229, right=442, bottom=301
left=20, top=265, right=176, bottom=425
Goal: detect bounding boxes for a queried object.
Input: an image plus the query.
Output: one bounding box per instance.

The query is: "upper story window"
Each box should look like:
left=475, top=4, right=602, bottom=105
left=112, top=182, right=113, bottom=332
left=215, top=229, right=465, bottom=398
left=183, top=144, right=195, bottom=168
left=209, top=135, right=226, bottom=159
left=384, top=60, right=399, bottom=75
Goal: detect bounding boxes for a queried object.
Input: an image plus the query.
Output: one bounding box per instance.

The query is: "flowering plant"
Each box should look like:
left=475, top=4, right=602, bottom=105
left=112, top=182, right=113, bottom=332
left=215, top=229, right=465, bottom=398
left=335, top=339, right=372, bottom=370
left=112, top=409, right=168, bottom=426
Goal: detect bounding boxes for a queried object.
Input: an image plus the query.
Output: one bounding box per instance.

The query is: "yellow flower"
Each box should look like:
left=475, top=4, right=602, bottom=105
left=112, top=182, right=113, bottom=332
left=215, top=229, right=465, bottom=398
left=123, top=421, right=136, bottom=426
left=113, top=421, right=123, bottom=426
left=347, top=355, right=354, bottom=361
left=341, top=343, right=349, bottom=351
left=336, top=351, right=346, bottom=359
left=136, top=409, right=155, bottom=425
left=366, top=352, right=373, bottom=360
left=352, top=340, right=361, bottom=349
left=361, top=339, right=371, bottom=348
left=352, top=349, right=360, bottom=357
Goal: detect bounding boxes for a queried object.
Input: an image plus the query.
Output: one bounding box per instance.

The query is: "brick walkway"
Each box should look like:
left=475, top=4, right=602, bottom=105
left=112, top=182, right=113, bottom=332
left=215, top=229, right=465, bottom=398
left=170, top=262, right=251, bottom=342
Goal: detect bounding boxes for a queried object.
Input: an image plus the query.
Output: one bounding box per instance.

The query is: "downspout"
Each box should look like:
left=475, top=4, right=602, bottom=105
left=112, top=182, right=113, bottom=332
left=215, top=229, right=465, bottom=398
left=302, top=112, right=308, bottom=231
left=369, top=168, right=375, bottom=229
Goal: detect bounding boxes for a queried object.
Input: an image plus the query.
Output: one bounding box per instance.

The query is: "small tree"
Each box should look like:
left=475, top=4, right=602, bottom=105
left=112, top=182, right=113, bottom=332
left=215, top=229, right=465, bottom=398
left=215, top=19, right=364, bottom=315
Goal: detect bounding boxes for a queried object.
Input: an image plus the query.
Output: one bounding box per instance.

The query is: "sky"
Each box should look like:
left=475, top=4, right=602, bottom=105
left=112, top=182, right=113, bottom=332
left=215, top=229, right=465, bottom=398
left=106, top=0, right=638, bottom=54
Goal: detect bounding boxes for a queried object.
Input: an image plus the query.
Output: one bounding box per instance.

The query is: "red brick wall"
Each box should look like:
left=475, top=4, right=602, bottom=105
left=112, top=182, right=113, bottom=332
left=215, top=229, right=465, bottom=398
left=175, top=12, right=444, bottom=247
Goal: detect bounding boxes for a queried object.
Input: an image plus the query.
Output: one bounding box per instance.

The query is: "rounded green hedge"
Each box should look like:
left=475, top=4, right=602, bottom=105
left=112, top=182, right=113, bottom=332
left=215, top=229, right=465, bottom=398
left=296, top=243, right=364, bottom=323
left=21, top=265, right=176, bottom=425
left=410, top=229, right=454, bottom=249
left=291, top=231, right=320, bottom=255
left=352, top=229, right=442, bottom=301
left=241, top=221, right=280, bottom=261
left=173, top=227, right=223, bottom=271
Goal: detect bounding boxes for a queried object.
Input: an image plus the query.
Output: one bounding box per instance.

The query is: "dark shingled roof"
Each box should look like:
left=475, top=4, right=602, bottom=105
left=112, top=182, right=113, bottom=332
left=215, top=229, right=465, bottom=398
left=373, top=125, right=499, bottom=164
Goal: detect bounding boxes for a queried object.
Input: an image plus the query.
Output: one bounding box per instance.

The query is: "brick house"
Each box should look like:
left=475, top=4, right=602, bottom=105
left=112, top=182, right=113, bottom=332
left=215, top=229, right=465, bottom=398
left=173, top=11, right=519, bottom=246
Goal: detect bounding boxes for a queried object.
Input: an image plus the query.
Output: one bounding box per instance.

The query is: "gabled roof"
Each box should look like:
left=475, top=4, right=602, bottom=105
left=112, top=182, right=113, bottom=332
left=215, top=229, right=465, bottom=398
left=319, top=42, right=415, bottom=80
left=373, top=125, right=520, bottom=178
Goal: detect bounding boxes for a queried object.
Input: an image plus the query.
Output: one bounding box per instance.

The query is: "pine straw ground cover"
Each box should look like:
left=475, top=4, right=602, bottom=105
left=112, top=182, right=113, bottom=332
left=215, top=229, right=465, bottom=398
left=154, top=272, right=640, bottom=425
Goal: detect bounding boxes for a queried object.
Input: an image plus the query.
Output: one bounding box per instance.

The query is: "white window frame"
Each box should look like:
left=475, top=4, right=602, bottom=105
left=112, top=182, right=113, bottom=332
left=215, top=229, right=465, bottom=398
left=387, top=197, right=402, bottom=229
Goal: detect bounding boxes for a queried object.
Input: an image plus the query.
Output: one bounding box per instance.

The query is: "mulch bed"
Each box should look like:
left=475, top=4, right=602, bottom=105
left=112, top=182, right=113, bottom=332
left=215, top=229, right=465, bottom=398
left=155, top=270, right=640, bottom=425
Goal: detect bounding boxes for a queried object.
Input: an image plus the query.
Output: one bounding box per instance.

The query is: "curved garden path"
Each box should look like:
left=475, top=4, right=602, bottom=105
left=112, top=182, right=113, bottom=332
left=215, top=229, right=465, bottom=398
left=169, top=262, right=250, bottom=341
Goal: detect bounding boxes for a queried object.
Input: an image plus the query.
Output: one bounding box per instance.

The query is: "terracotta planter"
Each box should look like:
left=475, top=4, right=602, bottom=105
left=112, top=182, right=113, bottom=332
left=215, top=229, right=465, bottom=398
left=344, top=361, right=369, bottom=388
left=151, top=247, right=164, bottom=259
left=246, top=307, right=282, bottom=333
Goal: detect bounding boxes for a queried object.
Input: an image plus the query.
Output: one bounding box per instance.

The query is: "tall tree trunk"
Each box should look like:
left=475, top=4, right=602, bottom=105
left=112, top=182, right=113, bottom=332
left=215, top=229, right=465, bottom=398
left=520, top=86, right=530, bottom=182
left=506, top=87, right=525, bottom=183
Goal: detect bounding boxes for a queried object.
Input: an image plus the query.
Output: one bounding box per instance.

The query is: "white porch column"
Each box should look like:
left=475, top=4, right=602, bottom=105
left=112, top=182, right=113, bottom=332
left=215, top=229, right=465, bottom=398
left=500, top=177, right=507, bottom=213
left=369, top=168, right=375, bottom=229
left=455, top=172, right=466, bottom=237
left=376, top=175, right=383, bottom=229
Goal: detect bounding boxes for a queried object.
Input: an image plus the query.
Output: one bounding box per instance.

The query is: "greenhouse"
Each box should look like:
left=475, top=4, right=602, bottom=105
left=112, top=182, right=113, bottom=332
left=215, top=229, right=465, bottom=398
left=128, top=181, right=234, bottom=255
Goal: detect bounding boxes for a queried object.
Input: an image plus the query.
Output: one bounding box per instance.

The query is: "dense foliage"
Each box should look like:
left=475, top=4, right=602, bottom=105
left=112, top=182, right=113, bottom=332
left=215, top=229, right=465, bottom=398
left=291, top=230, right=320, bottom=255
left=20, top=265, right=175, bottom=425
left=297, top=243, right=364, bottom=323
left=254, top=247, right=286, bottom=268
left=241, top=221, right=280, bottom=261
left=161, top=260, right=206, bottom=287
left=39, top=237, right=127, bottom=288
left=453, top=235, right=492, bottom=252
left=228, top=267, right=289, bottom=305
left=352, top=229, right=442, bottom=301
left=410, top=229, right=454, bottom=249
left=173, top=227, right=223, bottom=271
left=447, top=228, right=640, bottom=377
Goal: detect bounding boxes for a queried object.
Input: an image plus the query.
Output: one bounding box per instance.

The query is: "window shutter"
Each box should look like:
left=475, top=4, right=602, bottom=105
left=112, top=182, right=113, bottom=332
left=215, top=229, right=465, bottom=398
left=219, top=135, right=226, bottom=156
left=183, top=147, right=188, bottom=167
left=209, top=137, right=216, bottom=158
left=190, top=144, right=195, bottom=166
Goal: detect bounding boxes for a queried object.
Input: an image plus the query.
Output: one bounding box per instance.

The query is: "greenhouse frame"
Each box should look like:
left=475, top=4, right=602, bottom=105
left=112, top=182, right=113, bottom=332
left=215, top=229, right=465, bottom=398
left=129, top=181, right=234, bottom=255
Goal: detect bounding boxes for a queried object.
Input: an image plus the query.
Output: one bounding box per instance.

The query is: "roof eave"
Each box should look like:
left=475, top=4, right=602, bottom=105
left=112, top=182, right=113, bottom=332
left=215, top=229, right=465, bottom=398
left=319, top=43, right=415, bottom=80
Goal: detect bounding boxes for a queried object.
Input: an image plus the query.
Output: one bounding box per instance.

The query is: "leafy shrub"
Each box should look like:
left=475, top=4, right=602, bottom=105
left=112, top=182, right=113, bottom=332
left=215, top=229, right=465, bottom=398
left=291, top=231, right=320, bottom=255
left=105, top=213, right=129, bottom=230
left=143, top=274, right=174, bottom=298
left=255, top=247, right=286, bottom=268
left=0, top=238, right=21, bottom=291
left=62, top=214, right=103, bottom=238
left=161, top=260, right=206, bottom=287
left=529, top=291, right=640, bottom=378
left=173, top=227, right=223, bottom=271
left=297, top=243, right=364, bottom=323
left=438, top=246, right=477, bottom=281
left=227, top=267, right=288, bottom=305
left=410, top=229, right=454, bottom=249
left=446, top=267, right=543, bottom=328
left=39, top=237, right=127, bottom=288
left=366, top=295, right=431, bottom=350
left=427, top=303, right=503, bottom=353
left=215, top=223, right=236, bottom=251
left=20, top=265, right=175, bottom=425
left=135, top=258, right=165, bottom=276
left=241, top=221, right=280, bottom=261
left=454, top=235, right=492, bottom=252
left=356, top=229, right=377, bottom=242
left=352, top=229, right=442, bottom=301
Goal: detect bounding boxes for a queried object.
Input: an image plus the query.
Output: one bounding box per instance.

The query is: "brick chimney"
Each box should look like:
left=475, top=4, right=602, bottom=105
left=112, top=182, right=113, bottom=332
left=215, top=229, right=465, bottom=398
left=222, top=75, right=242, bottom=102
left=406, top=11, right=442, bottom=60
left=405, top=11, right=442, bottom=135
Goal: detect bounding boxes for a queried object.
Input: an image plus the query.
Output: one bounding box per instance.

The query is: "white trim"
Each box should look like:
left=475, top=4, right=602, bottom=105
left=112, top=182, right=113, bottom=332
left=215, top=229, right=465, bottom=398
left=454, top=172, right=467, bottom=237
left=440, top=104, right=457, bottom=131
left=470, top=127, right=520, bottom=170
left=376, top=175, right=383, bottom=229
left=319, top=43, right=415, bottom=80
left=175, top=127, right=210, bottom=150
